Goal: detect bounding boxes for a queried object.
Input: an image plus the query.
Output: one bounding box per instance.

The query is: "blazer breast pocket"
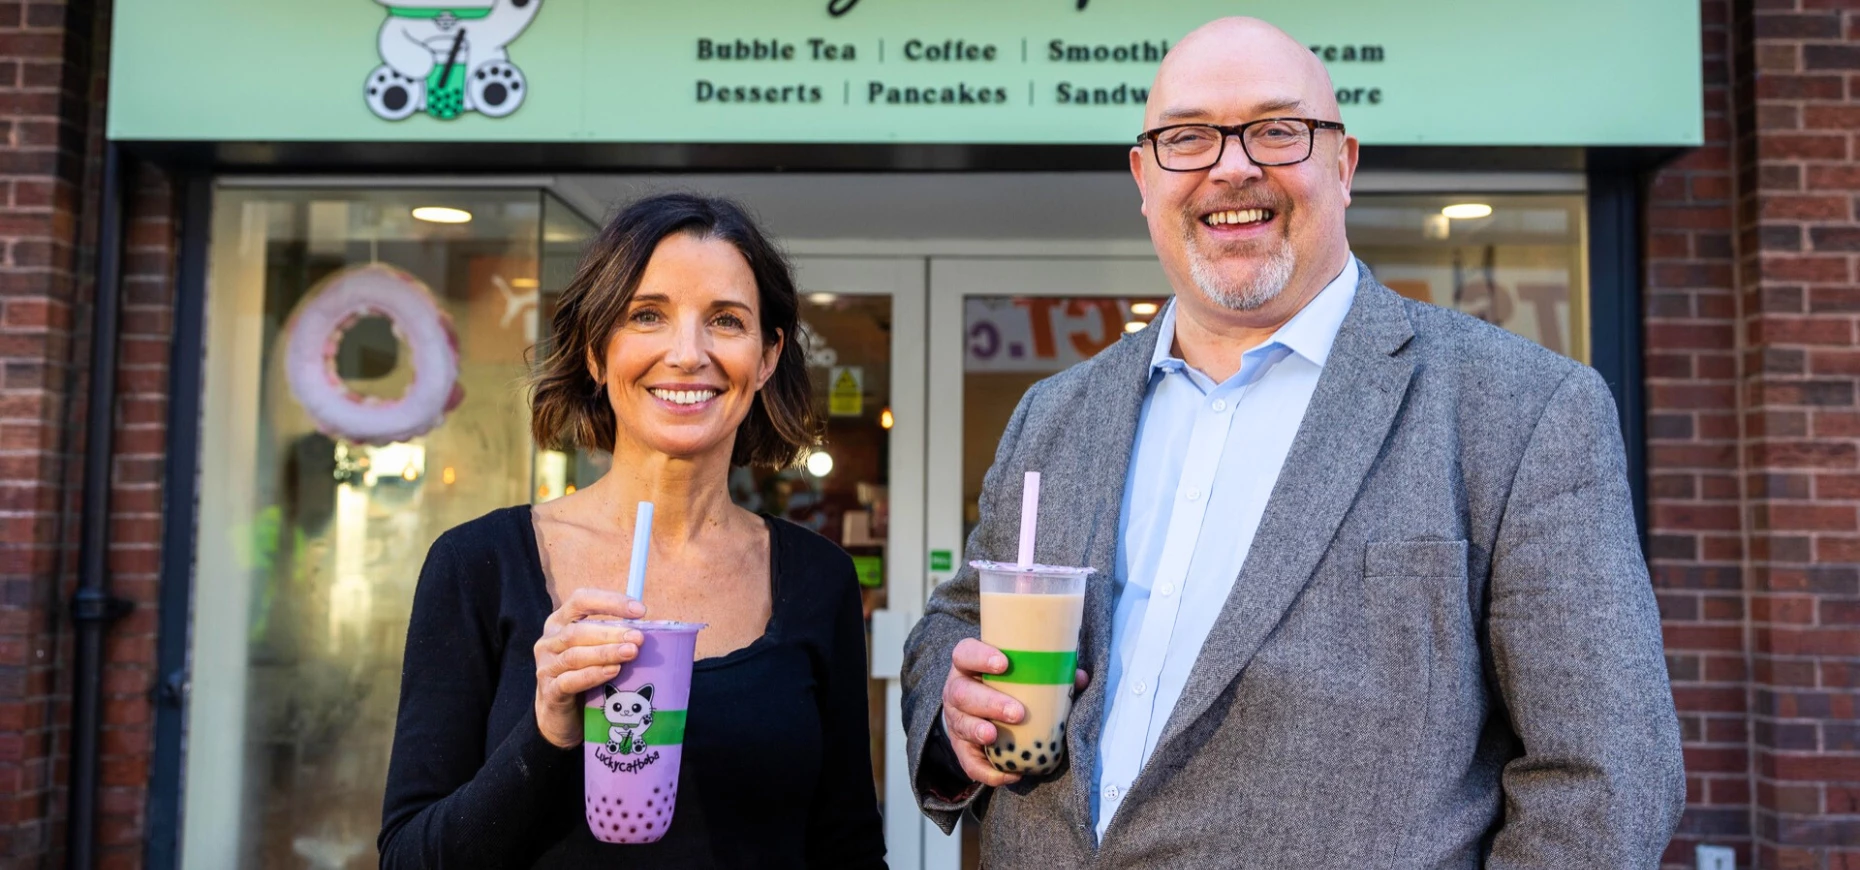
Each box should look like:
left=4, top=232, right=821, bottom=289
left=1364, top=538, right=1469, bottom=578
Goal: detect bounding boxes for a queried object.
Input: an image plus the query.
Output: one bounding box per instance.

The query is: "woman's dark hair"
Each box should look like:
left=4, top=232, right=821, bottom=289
left=531, top=193, right=816, bottom=468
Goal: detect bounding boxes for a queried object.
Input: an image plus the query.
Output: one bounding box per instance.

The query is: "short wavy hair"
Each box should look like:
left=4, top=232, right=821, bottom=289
left=530, top=193, right=816, bottom=469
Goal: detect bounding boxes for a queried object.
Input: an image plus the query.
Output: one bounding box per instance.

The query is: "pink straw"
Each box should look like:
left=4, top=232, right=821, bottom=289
left=1017, top=471, right=1040, bottom=568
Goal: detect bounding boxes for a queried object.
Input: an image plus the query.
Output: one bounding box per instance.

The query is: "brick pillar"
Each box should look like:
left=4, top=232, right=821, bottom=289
left=96, top=165, right=173, bottom=868
left=1648, top=0, right=1753, bottom=866
left=0, top=0, right=106, bottom=863
left=1737, top=1, right=1860, bottom=867
left=0, top=0, right=175, bottom=865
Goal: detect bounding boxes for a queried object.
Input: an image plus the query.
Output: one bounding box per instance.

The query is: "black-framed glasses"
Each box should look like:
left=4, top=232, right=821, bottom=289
left=1137, top=118, right=1347, bottom=171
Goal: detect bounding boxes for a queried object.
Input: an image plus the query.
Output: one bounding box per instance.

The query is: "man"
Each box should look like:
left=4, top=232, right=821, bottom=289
left=901, top=16, right=1685, bottom=869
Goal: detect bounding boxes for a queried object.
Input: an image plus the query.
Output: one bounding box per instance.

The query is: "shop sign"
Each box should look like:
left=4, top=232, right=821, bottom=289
left=110, top=0, right=1701, bottom=146
left=966, top=297, right=1160, bottom=374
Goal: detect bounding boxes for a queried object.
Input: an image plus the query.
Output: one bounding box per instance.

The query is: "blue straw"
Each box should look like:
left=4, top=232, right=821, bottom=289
left=626, top=502, right=653, bottom=601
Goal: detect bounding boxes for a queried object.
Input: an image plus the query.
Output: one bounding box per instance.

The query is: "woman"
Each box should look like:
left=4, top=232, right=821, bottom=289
left=379, top=193, right=887, bottom=868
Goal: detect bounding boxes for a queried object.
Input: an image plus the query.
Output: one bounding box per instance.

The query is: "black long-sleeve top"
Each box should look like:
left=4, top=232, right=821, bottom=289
left=378, top=506, right=887, bottom=868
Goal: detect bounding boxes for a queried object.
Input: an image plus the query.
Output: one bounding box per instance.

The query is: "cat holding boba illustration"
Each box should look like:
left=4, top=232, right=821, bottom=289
left=363, top=0, right=540, bottom=121
left=602, top=684, right=655, bottom=756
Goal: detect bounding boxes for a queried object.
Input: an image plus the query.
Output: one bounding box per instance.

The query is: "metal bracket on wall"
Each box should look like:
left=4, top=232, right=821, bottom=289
left=155, top=669, right=189, bottom=708
left=70, top=587, right=134, bottom=624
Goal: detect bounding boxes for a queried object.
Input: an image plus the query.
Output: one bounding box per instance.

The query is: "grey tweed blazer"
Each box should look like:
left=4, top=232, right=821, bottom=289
left=901, top=263, right=1686, bottom=869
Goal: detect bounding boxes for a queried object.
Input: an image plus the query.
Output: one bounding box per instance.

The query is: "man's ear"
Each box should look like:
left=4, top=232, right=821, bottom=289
left=1335, top=134, right=1360, bottom=207
left=1129, top=146, right=1151, bottom=217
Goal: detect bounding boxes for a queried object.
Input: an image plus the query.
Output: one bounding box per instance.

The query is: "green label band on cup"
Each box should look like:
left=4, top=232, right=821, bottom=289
left=585, top=707, right=688, bottom=747
left=981, top=649, right=1078, bottom=685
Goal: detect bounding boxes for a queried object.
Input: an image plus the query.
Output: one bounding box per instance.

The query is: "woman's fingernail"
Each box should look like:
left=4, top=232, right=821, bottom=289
left=619, top=643, right=637, bottom=656
left=989, top=656, right=1006, bottom=672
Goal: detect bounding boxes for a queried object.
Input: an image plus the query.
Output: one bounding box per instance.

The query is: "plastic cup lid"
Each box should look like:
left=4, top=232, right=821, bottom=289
left=969, top=560, right=1096, bottom=577
left=580, top=618, right=707, bottom=632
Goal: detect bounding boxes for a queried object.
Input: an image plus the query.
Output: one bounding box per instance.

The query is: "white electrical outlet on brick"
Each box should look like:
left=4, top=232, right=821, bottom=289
left=1696, top=844, right=1734, bottom=870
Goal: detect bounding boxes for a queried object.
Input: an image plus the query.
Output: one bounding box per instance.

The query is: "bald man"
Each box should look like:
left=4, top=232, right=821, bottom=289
left=900, top=17, right=1685, bottom=869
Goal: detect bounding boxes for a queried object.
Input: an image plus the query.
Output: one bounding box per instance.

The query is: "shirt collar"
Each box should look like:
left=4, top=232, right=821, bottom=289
left=1149, top=255, right=1359, bottom=373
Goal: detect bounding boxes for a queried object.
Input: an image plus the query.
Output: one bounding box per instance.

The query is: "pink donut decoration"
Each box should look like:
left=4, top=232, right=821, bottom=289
left=283, top=264, right=464, bottom=445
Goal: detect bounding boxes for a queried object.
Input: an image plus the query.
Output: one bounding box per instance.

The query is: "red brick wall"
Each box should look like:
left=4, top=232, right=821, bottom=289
left=0, top=0, right=176, bottom=865
left=1650, top=0, right=1860, bottom=867
left=1737, top=1, right=1860, bottom=867
left=1649, top=0, right=1751, bottom=866
left=97, top=165, right=173, bottom=869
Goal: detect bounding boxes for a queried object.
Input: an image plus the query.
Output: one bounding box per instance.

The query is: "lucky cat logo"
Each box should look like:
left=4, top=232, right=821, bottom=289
left=602, top=684, right=655, bottom=756
left=363, top=0, right=541, bottom=121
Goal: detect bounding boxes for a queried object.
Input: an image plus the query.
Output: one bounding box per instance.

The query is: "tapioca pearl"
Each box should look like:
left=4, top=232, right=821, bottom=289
left=1037, top=754, right=1048, bottom=766
left=1004, top=761, right=1018, bottom=771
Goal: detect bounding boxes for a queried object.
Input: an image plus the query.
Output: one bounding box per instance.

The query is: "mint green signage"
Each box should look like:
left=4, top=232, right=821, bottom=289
left=930, top=550, right=953, bottom=572
left=108, top=0, right=1701, bottom=146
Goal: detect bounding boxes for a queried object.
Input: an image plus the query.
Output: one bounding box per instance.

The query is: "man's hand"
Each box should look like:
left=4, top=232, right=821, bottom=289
left=940, top=638, right=1090, bottom=788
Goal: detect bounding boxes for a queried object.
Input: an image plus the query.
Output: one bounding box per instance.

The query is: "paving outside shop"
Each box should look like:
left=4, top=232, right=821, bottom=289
left=0, top=0, right=1852, bottom=867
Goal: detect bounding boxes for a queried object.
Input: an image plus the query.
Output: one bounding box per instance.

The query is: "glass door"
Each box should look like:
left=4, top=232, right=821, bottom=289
left=925, top=256, right=1170, bottom=870
left=780, top=257, right=929, bottom=867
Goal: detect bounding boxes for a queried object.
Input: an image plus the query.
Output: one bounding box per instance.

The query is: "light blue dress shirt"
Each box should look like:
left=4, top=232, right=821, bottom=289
left=1091, top=258, right=1359, bottom=839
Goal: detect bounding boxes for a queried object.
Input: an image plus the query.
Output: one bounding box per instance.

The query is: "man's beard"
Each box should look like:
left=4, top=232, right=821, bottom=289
left=1182, top=226, right=1296, bottom=312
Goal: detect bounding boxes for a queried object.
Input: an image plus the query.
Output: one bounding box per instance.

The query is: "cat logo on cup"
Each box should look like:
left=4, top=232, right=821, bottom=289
left=363, top=0, right=541, bottom=121
left=602, top=683, right=656, bottom=756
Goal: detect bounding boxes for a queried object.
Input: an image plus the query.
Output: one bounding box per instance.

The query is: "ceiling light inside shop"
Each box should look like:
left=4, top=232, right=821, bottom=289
left=1440, top=203, right=1492, bottom=220
left=510, top=278, right=539, bottom=289
left=879, top=408, right=894, bottom=430
left=412, top=206, right=473, bottom=224
left=1130, top=302, right=1159, bottom=316
left=1125, top=320, right=1147, bottom=334
left=806, top=451, right=835, bottom=477
left=807, top=292, right=838, bottom=305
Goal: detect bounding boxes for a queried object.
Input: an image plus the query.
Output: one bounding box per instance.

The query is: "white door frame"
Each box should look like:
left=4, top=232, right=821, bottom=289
left=789, top=256, right=930, bottom=869
left=921, top=256, right=1169, bottom=870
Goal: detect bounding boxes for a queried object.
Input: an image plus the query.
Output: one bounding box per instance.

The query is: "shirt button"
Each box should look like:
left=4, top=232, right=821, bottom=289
left=1185, top=488, right=1202, bottom=502
left=1212, top=399, right=1228, bottom=412
left=1159, top=582, right=1175, bottom=597
left=1133, top=680, right=1148, bottom=696
left=1104, top=785, right=1120, bottom=801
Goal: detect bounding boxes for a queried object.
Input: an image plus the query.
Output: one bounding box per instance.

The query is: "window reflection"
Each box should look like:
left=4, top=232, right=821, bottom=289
left=192, top=188, right=595, bottom=868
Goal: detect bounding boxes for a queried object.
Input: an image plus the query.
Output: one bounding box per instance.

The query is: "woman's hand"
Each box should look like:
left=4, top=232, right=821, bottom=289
left=533, top=588, right=647, bottom=749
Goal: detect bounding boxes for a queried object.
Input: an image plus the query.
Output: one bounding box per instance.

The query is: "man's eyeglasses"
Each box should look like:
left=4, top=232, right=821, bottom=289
left=1137, top=118, right=1347, bottom=171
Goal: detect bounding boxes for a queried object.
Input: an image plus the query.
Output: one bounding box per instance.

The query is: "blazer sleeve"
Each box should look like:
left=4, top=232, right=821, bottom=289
left=1484, top=367, right=1687, bottom=868
left=377, top=533, right=582, bottom=868
left=900, top=384, right=1035, bottom=833
left=805, top=553, right=889, bottom=868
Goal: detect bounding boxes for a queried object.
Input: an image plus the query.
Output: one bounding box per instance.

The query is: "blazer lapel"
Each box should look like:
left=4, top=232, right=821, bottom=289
left=1063, top=322, right=1157, bottom=837
left=1151, top=265, right=1417, bottom=755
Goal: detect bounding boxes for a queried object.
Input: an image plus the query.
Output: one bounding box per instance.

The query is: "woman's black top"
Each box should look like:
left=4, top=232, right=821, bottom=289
left=379, top=506, right=887, bottom=868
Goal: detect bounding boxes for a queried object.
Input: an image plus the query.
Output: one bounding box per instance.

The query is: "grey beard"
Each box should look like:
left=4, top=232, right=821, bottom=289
left=1184, top=235, right=1297, bottom=312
